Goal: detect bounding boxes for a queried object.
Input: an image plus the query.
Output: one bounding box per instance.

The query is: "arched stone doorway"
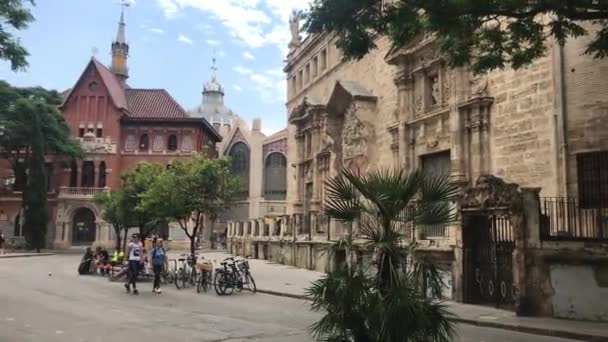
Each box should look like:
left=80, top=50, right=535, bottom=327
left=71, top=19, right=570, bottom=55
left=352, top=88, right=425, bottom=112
left=72, top=207, right=96, bottom=245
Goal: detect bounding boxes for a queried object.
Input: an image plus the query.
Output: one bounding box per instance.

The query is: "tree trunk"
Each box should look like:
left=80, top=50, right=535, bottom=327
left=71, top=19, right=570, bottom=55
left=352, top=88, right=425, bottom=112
left=122, top=228, right=128, bottom=252
left=114, top=225, right=122, bottom=251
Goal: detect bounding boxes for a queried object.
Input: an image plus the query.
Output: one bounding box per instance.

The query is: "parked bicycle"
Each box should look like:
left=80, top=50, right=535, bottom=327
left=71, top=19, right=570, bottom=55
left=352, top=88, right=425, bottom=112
left=175, top=253, right=198, bottom=289
left=213, top=256, right=256, bottom=296
left=196, top=258, right=213, bottom=293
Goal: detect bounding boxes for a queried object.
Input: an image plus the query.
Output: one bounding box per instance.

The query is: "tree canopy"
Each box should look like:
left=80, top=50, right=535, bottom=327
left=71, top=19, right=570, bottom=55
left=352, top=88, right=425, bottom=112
left=140, top=155, right=242, bottom=255
left=0, top=81, right=82, bottom=173
left=303, top=0, right=608, bottom=73
left=95, top=190, right=136, bottom=251
left=119, top=162, right=166, bottom=239
left=0, top=0, right=35, bottom=71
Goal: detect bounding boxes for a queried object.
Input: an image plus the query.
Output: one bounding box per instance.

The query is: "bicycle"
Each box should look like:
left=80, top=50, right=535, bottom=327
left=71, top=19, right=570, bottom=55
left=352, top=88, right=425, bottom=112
left=213, top=256, right=256, bottom=295
left=196, top=258, right=213, bottom=293
left=174, top=253, right=198, bottom=289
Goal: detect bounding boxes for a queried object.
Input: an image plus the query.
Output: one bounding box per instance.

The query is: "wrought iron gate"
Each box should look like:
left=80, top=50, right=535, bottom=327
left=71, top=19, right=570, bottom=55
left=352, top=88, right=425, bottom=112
left=463, top=214, right=517, bottom=309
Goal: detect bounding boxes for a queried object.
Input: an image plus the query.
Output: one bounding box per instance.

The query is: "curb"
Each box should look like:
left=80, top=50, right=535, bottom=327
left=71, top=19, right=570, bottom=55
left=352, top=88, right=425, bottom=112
left=256, top=289, right=608, bottom=342
left=0, top=253, right=55, bottom=259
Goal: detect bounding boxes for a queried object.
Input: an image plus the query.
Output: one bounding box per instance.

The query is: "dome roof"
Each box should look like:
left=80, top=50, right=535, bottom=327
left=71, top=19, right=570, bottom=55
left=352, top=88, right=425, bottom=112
left=189, top=75, right=238, bottom=124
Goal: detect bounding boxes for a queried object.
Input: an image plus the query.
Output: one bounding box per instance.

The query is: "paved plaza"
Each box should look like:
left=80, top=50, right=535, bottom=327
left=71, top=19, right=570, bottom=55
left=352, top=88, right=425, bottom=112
left=0, top=254, right=595, bottom=342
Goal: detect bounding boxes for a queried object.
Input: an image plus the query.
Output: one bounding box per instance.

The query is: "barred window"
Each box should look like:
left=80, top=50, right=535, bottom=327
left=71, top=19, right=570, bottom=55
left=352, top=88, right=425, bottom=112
left=577, top=151, right=608, bottom=208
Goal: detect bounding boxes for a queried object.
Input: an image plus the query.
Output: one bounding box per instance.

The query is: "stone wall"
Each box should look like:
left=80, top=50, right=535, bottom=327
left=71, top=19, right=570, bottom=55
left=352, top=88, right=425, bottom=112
left=488, top=55, right=559, bottom=196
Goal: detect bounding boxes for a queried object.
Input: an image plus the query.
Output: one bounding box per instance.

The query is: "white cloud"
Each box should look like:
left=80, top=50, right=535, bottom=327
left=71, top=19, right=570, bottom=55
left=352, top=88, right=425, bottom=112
left=178, top=34, right=193, bottom=45
left=233, top=85, right=243, bottom=92
left=233, top=64, right=253, bottom=75
left=206, top=39, right=220, bottom=46
left=149, top=28, right=165, bottom=34
left=249, top=69, right=286, bottom=104
left=155, top=0, right=312, bottom=54
left=243, top=51, right=256, bottom=61
left=218, top=50, right=227, bottom=57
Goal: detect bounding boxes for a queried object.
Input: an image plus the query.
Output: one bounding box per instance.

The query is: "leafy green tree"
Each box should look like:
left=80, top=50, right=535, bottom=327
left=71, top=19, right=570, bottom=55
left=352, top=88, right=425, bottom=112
left=0, top=81, right=81, bottom=250
left=0, top=81, right=82, bottom=180
left=0, top=0, right=35, bottom=70
left=120, top=162, right=166, bottom=241
left=141, top=155, right=242, bottom=256
left=22, top=107, right=46, bottom=252
left=306, top=168, right=457, bottom=342
left=95, top=190, right=135, bottom=251
left=303, top=0, right=608, bottom=73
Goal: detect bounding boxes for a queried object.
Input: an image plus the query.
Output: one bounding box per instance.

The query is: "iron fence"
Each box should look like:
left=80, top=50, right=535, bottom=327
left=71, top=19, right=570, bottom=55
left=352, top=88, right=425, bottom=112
left=540, top=197, right=608, bottom=241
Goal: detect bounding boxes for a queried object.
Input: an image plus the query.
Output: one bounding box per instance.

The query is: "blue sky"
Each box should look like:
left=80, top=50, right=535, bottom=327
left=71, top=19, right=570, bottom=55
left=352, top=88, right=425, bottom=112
left=0, top=0, right=311, bottom=135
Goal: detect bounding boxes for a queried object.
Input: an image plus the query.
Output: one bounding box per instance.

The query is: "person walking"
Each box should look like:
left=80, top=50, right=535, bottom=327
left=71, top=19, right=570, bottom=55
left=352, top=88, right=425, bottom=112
left=150, top=237, right=166, bottom=293
left=125, top=233, right=143, bottom=295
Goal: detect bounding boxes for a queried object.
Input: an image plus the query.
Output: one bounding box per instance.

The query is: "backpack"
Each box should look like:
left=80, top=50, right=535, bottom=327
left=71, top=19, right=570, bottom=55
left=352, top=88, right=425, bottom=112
left=151, top=247, right=165, bottom=266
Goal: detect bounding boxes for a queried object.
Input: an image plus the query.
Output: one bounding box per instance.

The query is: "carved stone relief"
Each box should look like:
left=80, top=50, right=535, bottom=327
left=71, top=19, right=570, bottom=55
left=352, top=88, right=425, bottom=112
left=81, top=132, right=116, bottom=154
left=431, top=75, right=441, bottom=106
left=341, top=103, right=368, bottom=164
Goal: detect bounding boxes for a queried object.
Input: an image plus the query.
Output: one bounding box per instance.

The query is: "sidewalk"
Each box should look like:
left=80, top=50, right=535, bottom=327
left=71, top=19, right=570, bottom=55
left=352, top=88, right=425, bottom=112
left=198, top=251, right=608, bottom=342
left=0, top=252, right=54, bottom=259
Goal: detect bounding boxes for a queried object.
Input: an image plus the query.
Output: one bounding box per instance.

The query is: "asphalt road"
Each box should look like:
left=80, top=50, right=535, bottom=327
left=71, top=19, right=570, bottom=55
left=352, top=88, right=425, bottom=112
left=0, top=255, right=582, bottom=342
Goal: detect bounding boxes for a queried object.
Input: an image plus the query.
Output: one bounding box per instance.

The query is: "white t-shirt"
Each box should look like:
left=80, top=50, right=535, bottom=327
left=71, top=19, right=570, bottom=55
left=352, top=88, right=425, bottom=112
left=128, top=241, right=143, bottom=261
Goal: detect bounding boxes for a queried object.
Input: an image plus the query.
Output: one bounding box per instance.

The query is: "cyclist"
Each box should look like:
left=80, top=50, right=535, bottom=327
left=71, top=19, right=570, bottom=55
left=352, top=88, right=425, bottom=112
left=150, top=237, right=166, bottom=293
left=125, top=233, right=143, bottom=295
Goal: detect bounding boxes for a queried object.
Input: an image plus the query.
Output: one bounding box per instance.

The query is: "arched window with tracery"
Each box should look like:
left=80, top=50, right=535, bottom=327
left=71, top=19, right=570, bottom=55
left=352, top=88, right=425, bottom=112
left=264, top=153, right=287, bottom=200
left=228, top=142, right=250, bottom=198
left=167, top=134, right=178, bottom=151
left=139, top=134, right=149, bottom=151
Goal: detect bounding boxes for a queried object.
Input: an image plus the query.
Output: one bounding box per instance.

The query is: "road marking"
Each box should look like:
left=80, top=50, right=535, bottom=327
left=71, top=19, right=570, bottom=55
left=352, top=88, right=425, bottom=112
left=5, top=317, right=14, bottom=321
left=55, top=330, right=64, bottom=334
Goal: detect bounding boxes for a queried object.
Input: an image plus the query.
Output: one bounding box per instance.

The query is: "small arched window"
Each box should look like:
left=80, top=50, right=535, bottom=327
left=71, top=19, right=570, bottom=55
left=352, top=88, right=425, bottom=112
left=167, top=134, right=178, bottom=151
left=139, top=134, right=149, bottom=151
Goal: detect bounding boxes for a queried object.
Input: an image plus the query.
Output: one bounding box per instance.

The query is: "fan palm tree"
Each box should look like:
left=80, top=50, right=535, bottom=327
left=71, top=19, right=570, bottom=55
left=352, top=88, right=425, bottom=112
left=307, top=168, right=458, bottom=342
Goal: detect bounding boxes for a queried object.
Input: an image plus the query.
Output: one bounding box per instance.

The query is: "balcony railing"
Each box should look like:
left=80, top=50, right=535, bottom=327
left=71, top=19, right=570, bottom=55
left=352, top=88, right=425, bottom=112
left=540, top=197, right=608, bottom=241
left=58, top=187, right=109, bottom=199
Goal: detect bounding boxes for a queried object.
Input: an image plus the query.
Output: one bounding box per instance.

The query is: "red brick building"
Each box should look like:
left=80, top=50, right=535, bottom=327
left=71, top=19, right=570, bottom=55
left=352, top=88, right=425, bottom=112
left=0, top=10, right=221, bottom=249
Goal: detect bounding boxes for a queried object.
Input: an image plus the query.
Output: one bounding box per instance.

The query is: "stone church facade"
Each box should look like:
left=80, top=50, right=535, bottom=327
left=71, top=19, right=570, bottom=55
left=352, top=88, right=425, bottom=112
left=228, top=18, right=608, bottom=320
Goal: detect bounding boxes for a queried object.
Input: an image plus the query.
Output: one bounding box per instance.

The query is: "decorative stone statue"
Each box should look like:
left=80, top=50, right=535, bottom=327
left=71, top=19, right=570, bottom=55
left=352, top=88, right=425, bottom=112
left=470, top=75, right=489, bottom=98
left=289, top=11, right=301, bottom=48
left=431, top=75, right=440, bottom=105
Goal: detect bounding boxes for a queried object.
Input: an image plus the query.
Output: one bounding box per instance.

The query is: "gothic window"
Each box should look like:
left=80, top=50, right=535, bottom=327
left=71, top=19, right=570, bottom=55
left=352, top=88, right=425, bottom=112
left=96, top=128, right=103, bottom=138
left=69, top=160, right=78, bottom=187
left=139, top=134, right=149, bottom=151
left=98, top=161, right=107, bottom=188
left=320, top=49, right=327, bottom=70
left=78, top=128, right=85, bottom=137
left=577, top=151, right=608, bottom=208
left=167, top=134, right=178, bottom=151
left=228, top=142, right=250, bottom=198
left=125, top=134, right=136, bottom=151
left=264, top=153, right=287, bottom=200
left=81, top=161, right=95, bottom=188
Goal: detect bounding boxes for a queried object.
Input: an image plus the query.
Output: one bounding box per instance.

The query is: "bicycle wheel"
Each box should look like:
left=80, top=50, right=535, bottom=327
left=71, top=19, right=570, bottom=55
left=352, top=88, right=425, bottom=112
left=175, top=268, right=186, bottom=289
left=196, top=273, right=203, bottom=293
left=245, top=273, right=257, bottom=293
left=202, top=271, right=211, bottom=292
left=214, top=271, right=233, bottom=296
left=235, top=273, right=243, bottom=292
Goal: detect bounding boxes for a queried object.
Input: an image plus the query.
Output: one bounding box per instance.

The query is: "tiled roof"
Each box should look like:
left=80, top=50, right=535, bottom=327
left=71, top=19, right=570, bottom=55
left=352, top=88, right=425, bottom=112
left=124, top=89, right=189, bottom=119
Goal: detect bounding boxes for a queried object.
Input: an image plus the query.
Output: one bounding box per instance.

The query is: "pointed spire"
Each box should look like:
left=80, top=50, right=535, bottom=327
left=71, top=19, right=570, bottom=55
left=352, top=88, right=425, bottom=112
left=111, top=0, right=130, bottom=86
left=115, top=1, right=129, bottom=44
